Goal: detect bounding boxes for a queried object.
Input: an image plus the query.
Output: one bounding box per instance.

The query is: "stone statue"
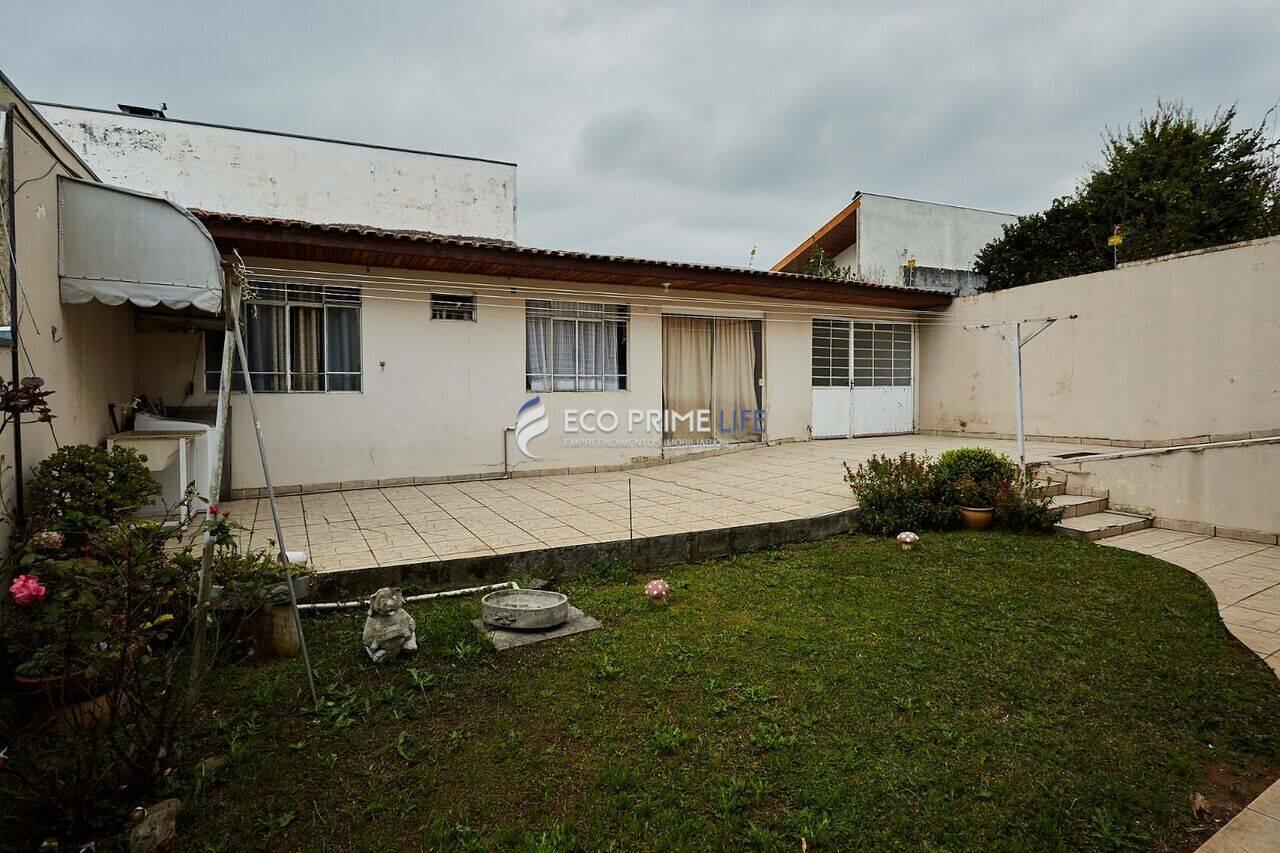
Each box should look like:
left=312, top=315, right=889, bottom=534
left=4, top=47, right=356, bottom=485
left=362, top=587, right=418, bottom=663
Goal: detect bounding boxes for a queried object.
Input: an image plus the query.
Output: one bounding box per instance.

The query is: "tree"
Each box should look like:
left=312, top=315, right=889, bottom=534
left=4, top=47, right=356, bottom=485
left=976, top=102, right=1280, bottom=290
left=798, top=247, right=855, bottom=281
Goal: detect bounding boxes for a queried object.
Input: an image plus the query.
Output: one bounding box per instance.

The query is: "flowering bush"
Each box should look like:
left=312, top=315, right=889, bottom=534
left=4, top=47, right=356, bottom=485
left=9, top=572, right=46, bottom=606
left=934, top=448, right=1018, bottom=508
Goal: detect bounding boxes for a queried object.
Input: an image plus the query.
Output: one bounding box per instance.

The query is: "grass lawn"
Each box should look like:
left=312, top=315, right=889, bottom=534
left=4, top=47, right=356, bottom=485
left=180, top=533, right=1280, bottom=850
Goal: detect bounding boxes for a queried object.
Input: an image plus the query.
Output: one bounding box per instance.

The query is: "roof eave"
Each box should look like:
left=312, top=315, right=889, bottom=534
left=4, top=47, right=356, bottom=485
left=197, top=213, right=952, bottom=310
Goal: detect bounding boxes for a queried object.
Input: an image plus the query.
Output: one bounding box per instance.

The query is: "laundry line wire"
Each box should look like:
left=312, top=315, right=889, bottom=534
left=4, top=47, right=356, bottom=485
left=239, top=268, right=1014, bottom=328
left=234, top=283, right=997, bottom=329
left=241, top=263, right=1017, bottom=322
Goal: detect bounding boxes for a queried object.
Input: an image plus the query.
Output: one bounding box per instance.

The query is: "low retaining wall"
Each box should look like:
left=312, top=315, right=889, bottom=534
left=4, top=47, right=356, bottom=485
left=1045, top=439, right=1280, bottom=543
left=310, top=506, right=859, bottom=602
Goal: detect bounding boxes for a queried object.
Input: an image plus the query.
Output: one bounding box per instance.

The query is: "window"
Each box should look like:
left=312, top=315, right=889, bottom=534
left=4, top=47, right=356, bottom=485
left=852, top=321, right=912, bottom=388
left=812, top=319, right=912, bottom=388
left=204, top=281, right=362, bottom=393
left=525, top=300, right=628, bottom=391
left=811, top=318, right=850, bottom=388
left=431, top=293, right=476, bottom=321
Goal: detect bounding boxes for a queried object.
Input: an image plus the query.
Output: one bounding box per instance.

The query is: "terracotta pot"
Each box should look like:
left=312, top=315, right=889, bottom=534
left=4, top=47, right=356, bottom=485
left=14, top=671, right=117, bottom=729
left=959, top=506, right=995, bottom=531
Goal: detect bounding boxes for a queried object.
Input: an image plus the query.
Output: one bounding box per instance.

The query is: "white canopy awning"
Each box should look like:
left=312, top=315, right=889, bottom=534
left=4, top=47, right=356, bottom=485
left=58, top=176, right=223, bottom=313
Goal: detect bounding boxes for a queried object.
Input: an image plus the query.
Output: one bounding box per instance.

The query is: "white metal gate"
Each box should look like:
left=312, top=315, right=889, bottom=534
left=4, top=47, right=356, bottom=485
left=811, top=319, right=914, bottom=437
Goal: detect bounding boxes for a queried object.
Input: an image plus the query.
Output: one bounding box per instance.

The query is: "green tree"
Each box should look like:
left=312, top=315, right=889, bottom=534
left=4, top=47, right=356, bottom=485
left=976, top=102, right=1280, bottom=290
left=798, top=247, right=855, bottom=281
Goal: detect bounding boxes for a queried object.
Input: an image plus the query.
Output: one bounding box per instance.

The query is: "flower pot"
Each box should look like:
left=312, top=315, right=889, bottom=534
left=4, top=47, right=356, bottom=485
left=959, top=506, right=995, bottom=531
left=14, top=671, right=117, bottom=728
left=245, top=604, right=302, bottom=659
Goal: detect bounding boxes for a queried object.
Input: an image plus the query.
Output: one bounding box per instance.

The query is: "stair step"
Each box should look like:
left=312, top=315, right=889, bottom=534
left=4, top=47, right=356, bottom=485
left=1055, top=511, right=1152, bottom=542
left=1049, top=493, right=1109, bottom=518
left=1032, top=480, right=1067, bottom=498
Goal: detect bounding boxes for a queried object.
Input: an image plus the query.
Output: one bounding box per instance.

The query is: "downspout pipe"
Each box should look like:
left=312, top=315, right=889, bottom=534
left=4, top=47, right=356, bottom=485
left=3, top=103, right=24, bottom=527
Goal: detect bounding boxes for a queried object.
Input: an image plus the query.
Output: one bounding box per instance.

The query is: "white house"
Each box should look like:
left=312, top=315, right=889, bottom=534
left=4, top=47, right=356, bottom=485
left=774, top=192, right=1018, bottom=293
left=22, top=98, right=948, bottom=500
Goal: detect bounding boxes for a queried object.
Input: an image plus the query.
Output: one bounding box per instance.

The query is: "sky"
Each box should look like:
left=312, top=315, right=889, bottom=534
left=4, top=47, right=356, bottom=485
left=6, top=1, right=1279, bottom=267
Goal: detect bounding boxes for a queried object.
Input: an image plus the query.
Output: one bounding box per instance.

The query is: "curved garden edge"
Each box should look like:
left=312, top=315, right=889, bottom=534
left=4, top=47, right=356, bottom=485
left=160, top=532, right=1280, bottom=851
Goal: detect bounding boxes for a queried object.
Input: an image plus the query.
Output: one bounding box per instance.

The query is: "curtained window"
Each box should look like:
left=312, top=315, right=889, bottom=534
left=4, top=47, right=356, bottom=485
left=204, top=281, right=361, bottom=393
left=525, top=300, right=628, bottom=392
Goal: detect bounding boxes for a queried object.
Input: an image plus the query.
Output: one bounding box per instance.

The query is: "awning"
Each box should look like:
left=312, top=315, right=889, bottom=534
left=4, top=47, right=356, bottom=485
left=58, top=176, right=223, bottom=313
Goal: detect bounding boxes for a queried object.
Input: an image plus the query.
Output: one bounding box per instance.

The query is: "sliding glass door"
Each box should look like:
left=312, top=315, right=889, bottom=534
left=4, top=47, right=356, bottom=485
left=662, top=315, right=763, bottom=446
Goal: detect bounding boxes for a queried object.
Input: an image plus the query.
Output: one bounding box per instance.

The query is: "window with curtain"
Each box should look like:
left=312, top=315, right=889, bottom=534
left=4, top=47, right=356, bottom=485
left=204, top=281, right=361, bottom=393
left=525, top=300, right=628, bottom=391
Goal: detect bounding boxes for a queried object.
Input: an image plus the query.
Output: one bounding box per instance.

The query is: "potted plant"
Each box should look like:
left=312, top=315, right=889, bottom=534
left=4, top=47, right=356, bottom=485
left=205, top=528, right=312, bottom=661
left=951, top=475, right=996, bottom=531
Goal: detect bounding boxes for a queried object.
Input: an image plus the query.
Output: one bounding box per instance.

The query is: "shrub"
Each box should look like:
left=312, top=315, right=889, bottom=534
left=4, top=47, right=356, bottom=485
left=844, top=453, right=955, bottom=536
left=935, top=448, right=1018, bottom=508
left=27, top=444, right=160, bottom=529
left=995, top=477, right=1065, bottom=533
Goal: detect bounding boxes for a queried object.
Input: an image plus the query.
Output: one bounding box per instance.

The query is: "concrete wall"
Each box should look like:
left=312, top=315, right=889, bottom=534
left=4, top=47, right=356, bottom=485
left=1, top=85, right=138, bottom=539
left=852, top=193, right=1016, bottom=289
left=134, top=260, right=903, bottom=492
left=38, top=105, right=517, bottom=241
left=919, top=236, right=1280, bottom=444
left=1049, top=441, right=1280, bottom=538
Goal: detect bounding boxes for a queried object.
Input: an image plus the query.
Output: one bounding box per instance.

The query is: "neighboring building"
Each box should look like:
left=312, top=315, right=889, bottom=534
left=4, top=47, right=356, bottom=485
left=774, top=192, right=1018, bottom=294
left=38, top=103, right=516, bottom=242
left=13, top=94, right=947, bottom=501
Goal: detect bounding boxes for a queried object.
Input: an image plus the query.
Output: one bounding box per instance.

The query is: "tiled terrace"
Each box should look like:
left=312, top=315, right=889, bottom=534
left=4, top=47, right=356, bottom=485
left=216, top=435, right=1108, bottom=574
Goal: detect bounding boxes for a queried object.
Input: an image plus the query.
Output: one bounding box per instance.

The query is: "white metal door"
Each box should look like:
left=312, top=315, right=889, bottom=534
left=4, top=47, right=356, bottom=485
left=810, top=319, right=852, bottom=437
left=850, top=321, right=913, bottom=435
left=811, top=319, right=913, bottom=438
left=811, top=388, right=852, bottom=438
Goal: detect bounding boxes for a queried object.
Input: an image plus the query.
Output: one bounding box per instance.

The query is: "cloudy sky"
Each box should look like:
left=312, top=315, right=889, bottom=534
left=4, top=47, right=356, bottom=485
left=7, top=2, right=1279, bottom=266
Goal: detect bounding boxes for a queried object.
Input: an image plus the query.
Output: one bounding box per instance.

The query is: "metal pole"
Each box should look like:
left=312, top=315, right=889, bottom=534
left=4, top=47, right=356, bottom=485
left=1011, top=321, right=1026, bottom=471
left=4, top=106, right=24, bottom=526
left=188, top=274, right=237, bottom=696
left=228, top=279, right=318, bottom=705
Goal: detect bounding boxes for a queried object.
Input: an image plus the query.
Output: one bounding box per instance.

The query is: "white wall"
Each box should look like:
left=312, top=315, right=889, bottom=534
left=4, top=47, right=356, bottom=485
left=855, top=193, right=1016, bottom=287
left=1, top=86, right=138, bottom=543
left=38, top=105, right=517, bottom=241
left=918, top=236, right=1280, bottom=444
left=135, top=262, right=865, bottom=491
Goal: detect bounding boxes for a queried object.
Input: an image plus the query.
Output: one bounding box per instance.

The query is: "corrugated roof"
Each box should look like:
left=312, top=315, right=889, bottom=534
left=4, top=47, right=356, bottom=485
left=193, top=210, right=934, bottom=295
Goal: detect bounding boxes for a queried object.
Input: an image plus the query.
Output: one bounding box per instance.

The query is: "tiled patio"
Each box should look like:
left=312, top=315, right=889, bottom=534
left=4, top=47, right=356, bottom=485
left=215, top=434, right=1107, bottom=574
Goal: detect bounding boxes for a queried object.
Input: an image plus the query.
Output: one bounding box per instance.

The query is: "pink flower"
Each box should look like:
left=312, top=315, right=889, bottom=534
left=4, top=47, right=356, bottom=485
left=9, top=573, right=47, bottom=606
left=207, top=504, right=220, bottom=516
left=645, top=579, right=671, bottom=603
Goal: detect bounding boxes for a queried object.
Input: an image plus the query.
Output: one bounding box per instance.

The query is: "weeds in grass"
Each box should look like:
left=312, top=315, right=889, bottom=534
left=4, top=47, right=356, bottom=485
left=749, top=721, right=797, bottom=751
left=592, top=654, right=623, bottom=680
left=498, top=729, right=523, bottom=759
left=450, top=639, right=487, bottom=665
left=521, top=823, right=579, bottom=853
left=648, top=722, right=694, bottom=754
left=740, top=685, right=776, bottom=704
left=713, top=775, right=765, bottom=818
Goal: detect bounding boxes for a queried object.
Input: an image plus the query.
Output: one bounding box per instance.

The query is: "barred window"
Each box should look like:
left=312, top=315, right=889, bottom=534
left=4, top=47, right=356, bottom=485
left=205, top=281, right=361, bottom=393
left=431, top=293, right=476, bottom=321
left=811, top=318, right=850, bottom=387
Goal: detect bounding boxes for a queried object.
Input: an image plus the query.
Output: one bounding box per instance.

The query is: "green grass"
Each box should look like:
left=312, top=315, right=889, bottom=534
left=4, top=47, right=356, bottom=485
left=176, top=533, right=1280, bottom=850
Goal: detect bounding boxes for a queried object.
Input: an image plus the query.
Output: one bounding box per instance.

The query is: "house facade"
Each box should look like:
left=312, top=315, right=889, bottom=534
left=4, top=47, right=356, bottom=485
left=774, top=192, right=1018, bottom=293
left=28, top=100, right=947, bottom=497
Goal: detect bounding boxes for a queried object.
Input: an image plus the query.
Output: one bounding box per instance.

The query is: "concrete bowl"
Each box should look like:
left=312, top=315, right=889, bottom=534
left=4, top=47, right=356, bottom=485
left=481, top=589, right=570, bottom=631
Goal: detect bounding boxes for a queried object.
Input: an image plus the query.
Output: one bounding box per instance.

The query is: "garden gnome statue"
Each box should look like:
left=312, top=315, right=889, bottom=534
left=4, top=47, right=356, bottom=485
left=362, top=587, right=418, bottom=663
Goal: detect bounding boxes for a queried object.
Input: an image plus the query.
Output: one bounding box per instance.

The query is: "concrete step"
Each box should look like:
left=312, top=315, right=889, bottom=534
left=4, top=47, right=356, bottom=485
left=1032, top=480, right=1067, bottom=498
left=1049, top=493, right=1109, bottom=518
left=1055, top=510, right=1152, bottom=542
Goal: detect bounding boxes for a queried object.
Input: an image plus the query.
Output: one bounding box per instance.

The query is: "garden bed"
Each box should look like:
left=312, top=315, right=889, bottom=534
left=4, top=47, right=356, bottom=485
left=95, top=535, right=1280, bottom=848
